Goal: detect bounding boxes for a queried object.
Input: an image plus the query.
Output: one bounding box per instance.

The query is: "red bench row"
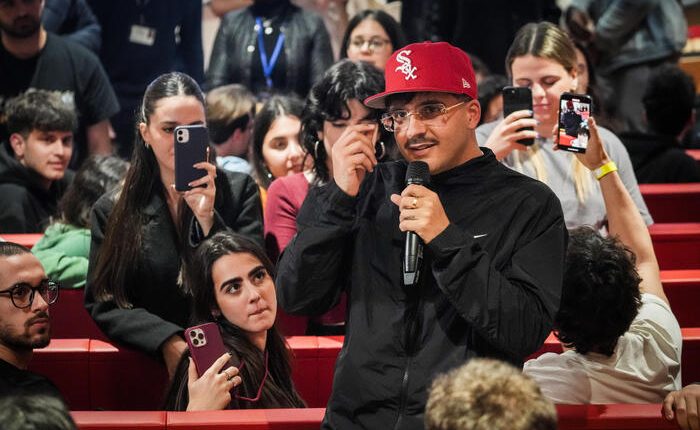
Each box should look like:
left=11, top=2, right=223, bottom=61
left=640, top=183, right=700, bottom=223
left=29, top=330, right=700, bottom=412
left=45, top=269, right=700, bottom=344
left=70, top=404, right=681, bottom=430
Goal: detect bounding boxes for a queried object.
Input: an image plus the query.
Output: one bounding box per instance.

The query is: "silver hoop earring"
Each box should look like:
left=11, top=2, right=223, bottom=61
left=144, top=141, right=150, bottom=149
left=376, top=141, right=386, bottom=160
left=314, top=140, right=323, bottom=159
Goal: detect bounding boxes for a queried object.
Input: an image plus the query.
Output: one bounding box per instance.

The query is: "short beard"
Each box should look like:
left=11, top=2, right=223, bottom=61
left=0, top=17, right=41, bottom=39
left=0, top=320, right=50, bottom=352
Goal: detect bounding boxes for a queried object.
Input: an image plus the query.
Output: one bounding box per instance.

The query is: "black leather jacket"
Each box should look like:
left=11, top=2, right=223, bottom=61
left=206, top=4, right=333, bottom=98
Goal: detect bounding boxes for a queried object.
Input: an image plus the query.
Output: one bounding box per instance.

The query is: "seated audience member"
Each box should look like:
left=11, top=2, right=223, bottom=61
left=42, top=0, right=101, bottom=53
left=0, top=394, right=76, bottom=430
left=0, top=0, right=118, bottom=167
left=206, top=84, right=256, bottom=175
left=664, top=383, right=700, bottom=430
left=85, top=72, right=263, bottom=378
left=265, top=59, right=389, bottom=335
left=164, top=232, right=305, bottom=410
left=477, top=22, right=651, bottom=230
left=206, top=0, right=333, bottom=98
left=0, top=242, right=62, bottom=400
left=620, top=64, right=700, bottom=183
left=249, top=95, right=306, bottom=209
left=339, top=9, right=405, bottom=72
left=0, top=90, right=76, bottom=234
left=523, top=118, right=682, bottom=403
left=425, top=358, right=557, bottom=430
left=32, top=156, right=128, bottom=289
left=477, top=74, right=508, bottom=125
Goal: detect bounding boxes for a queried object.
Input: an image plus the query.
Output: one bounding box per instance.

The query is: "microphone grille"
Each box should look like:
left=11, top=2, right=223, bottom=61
left=406, top=161, right=430, bottom=184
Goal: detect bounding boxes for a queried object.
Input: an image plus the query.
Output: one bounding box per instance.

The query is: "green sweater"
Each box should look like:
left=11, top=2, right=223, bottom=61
left=32, top=223, right=90, bottom=289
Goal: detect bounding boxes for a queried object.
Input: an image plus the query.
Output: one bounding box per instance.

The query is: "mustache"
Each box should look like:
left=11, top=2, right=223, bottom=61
left=405, top=136, right=438, bottom=147
left=26, top=312, right=49, bottom=326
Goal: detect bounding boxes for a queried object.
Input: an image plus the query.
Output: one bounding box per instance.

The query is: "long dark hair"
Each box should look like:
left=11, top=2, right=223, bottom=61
left=339, top=9, right=405, bottom=61
left=301, top=59, right=391, bottom=185
left=250, top=95, right=304, bottom=190
left=163, top=232, right=305, bottom=410
left=90, top=72, right=205, bottom=307
left=58, top=156, right=128, bottom=229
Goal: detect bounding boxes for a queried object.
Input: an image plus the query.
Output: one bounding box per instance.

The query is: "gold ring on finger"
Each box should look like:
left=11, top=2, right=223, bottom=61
left=410, top=197, right=418, bottom=209
left=224, top=370, right=233, bottom=381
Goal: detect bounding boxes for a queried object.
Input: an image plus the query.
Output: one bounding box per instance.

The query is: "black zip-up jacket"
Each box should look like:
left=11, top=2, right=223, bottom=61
left=277, top=149, right=567, bottom=429
left=205, top=1, right=332, bottom=97
left=0, top=145, right=74, bottom=233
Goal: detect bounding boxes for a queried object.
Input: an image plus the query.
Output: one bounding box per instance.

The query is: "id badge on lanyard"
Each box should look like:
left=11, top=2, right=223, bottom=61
left=130, top=0, right=156, bottom=46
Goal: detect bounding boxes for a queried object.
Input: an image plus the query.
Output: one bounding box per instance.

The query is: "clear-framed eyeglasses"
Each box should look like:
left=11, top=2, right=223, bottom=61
left=380, top=101, right=467, bottom=132
left=0, top=280, right=59, bottom=309
left=349, top=37, right=390, bottom=52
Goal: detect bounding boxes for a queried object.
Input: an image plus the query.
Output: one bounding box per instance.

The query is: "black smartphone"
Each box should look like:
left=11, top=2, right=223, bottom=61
left=502, top=86, right=534, bottom=146
left=174, top=124, right=209, bottom=192
left=557, top=92, right=592, bottom=154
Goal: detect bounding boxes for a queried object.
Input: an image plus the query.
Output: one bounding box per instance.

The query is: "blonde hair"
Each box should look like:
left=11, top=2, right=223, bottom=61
left=512, top=146, right=593, bottom=204
left=425, top=358, right=557, bottom=430
left=205, top=84, right=255, bottom=125
left=505, top=22, right=591, bottom=202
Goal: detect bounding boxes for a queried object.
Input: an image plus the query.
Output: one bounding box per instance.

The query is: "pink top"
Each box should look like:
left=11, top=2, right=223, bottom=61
left=264, top=173, right=346, bottom=335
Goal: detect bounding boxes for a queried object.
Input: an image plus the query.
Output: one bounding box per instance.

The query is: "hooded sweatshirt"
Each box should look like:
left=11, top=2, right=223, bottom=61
left=0, top=145, right=73, bottom=233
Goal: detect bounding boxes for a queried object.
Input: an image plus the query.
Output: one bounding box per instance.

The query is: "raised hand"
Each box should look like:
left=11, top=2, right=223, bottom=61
left=331, top=123, right=378, bottom=197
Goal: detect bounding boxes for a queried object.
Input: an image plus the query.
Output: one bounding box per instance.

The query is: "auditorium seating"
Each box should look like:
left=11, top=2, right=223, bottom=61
left=650, top=223, right=700, bottom=270
left=68, top=405, right=677, bottom=429
left=663, top=269, right=700, bottom=327
left=29, top=332, right=700, bottom=411
left=1, top=233, right=43, bottom=248
left=641, top=183, right=700, bottom=223
left=51, top=288, right=107, bottom=340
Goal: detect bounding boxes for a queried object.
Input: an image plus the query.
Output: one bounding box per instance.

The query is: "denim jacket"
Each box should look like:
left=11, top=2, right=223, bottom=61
left=570, top=0, right=687, bottom=74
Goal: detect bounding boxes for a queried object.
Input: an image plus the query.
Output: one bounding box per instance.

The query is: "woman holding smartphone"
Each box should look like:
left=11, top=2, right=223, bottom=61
left=264, top=59, right=391, bottom=335
left=163, top=231, right=305, bottom=410
left=476, top=22, right=650, bottom=230
left=85, top=72, right=263, bottom=377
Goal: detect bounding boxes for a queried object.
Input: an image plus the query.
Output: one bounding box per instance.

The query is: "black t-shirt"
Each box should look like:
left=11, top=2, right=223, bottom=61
left=0, top=358, right=64, bottom=400
left=0, top=33, right=120, bottom=167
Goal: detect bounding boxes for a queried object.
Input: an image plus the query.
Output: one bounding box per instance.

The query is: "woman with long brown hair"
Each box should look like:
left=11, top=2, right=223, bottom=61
left=85, top=72, right=263, bottom=377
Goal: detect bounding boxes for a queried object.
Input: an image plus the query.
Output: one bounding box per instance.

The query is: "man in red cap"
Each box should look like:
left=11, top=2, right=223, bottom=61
left=277, top=41, right=567, bottom=429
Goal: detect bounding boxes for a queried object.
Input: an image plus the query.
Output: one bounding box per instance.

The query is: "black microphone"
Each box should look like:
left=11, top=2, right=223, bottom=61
left=403, top=161, right=430, bottom=286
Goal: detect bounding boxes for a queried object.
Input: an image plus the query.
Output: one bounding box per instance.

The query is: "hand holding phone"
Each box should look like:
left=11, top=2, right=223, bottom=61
left=556, top=92, right=592, bottom=154
left=502, top=86, right=535, bottom=146
left=175, top=124, right=210, bottom=192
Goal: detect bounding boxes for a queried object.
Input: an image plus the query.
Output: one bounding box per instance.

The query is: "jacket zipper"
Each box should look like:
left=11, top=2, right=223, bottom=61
left=393, top=354, right=413, bottom=430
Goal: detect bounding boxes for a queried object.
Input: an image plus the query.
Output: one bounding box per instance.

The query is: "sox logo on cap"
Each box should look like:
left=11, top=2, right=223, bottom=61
left=395, top=50, right=417, bottom=80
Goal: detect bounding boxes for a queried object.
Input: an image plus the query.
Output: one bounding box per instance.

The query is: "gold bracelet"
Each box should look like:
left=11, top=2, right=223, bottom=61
left=594, top=161, right=618, bottom=180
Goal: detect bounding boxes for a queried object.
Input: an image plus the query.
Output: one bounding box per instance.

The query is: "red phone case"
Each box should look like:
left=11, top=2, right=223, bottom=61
left=185, top=322, right=228, bottom=377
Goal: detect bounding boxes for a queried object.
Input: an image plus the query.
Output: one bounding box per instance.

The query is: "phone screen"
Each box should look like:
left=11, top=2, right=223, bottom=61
left=502, top=86, right=534, bottom=146
left=557, top=93, right=592, bottom=153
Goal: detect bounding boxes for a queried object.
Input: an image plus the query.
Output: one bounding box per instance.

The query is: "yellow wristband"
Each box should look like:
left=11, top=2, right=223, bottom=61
left=594, top=161, right=617, bottom=180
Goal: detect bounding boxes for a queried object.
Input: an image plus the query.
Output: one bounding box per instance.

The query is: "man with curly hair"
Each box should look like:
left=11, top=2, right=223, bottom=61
left=523, top=117, right=683, bottom=403
left=425, top=358, right=556, bottom=430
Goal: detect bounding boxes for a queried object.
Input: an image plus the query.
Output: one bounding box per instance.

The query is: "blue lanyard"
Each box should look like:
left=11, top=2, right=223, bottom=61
left=255, top=17, right=285, bottom=89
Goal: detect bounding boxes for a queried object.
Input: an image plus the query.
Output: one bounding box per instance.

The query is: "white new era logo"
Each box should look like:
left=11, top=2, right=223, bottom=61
left=462, top=78, right=471, bottom=88
left=395, top=50, right=417, bottom=80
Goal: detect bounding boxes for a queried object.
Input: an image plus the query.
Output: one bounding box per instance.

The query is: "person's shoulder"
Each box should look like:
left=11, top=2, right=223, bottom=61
left=475, top=120, right=499, bottom=144
left=220, top=6, right=252, bottom=25
left=268, top=172, right=307, bottom=192
left=93, top=188, right=119, bottom=215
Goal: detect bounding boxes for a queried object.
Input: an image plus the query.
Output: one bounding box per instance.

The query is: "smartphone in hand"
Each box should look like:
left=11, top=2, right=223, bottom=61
left=502, top=86, right=534, bottom=146
left=556, top=92, right=592, bottom=154
left=185, top=322, right=237, bottom=378
left=174, top=124, right=210, bottom=192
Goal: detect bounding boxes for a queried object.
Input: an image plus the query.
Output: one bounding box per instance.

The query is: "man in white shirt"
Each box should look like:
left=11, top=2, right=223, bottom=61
left=524, top=118, right=683, bottom=404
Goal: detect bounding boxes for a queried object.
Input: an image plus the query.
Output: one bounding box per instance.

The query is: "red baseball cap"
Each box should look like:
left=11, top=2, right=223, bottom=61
left=364, top=41, right=478, bottom=109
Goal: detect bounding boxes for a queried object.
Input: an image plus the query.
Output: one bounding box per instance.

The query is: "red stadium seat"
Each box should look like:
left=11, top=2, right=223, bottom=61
left=50, top=288, right=107, bottom=340
left=662, top=269, right=700, bottom=327
left=89, top=340, right=169, bottom=411
left=166, top=408, right=326, bottom=429
left=1, top=233, right=43, bottom=248
left=71, top=411, right=166, bottom=430
left=650, top=223, right=700, bottom=270
left=641, top=183, right=700, bottom=223
left=557, top=404, right=676, bottom=429
left=28, top=339, right=90, bottom=410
